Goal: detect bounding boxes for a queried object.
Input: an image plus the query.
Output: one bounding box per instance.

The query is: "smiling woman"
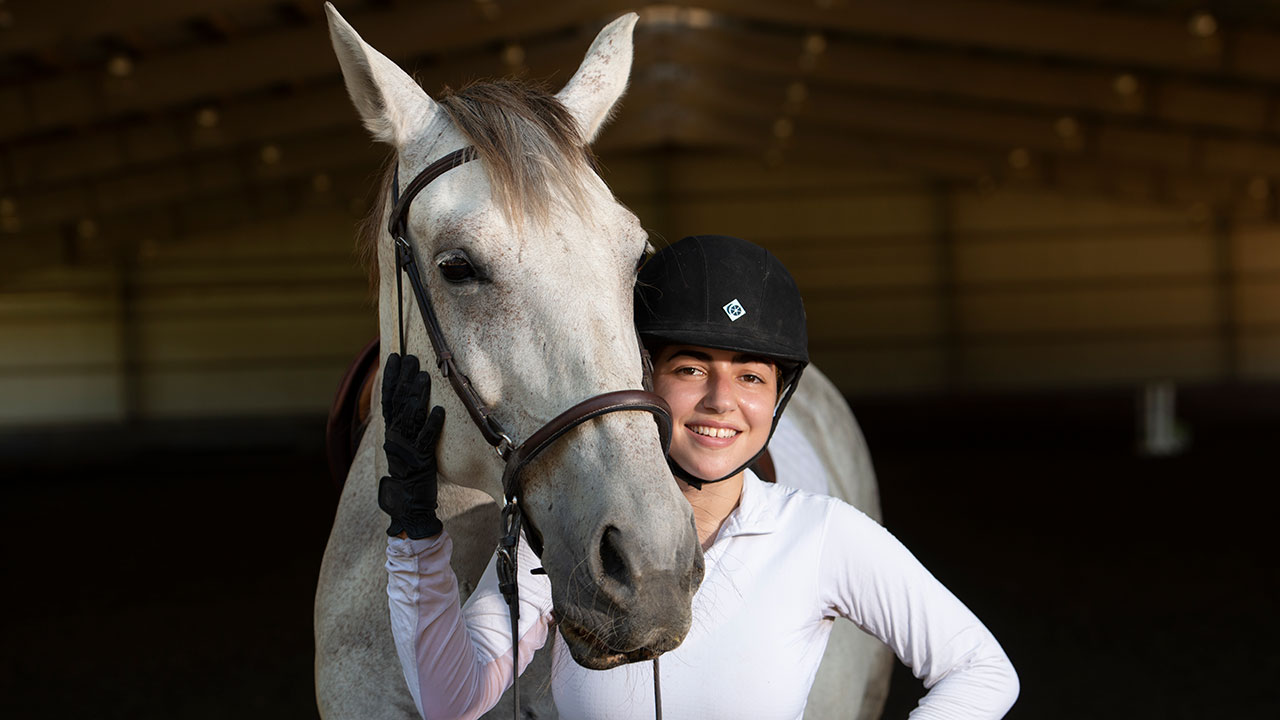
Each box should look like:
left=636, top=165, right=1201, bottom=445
left=382, top=233, right=1021, bottom=720
left=635, top=234, right=811, bottom=492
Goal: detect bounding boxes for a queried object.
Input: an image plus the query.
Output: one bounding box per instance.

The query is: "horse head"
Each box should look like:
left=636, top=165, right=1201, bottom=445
left=325, top=3, right=702, bottom=669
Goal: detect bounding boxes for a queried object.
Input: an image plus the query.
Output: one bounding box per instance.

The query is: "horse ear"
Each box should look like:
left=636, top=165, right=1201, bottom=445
left=556, top=13, right=638, bottom=144
left=325, top=2, right=436, bottom=147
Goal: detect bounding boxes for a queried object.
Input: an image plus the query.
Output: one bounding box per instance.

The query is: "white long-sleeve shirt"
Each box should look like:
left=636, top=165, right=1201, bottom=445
left=386, top=471, right=1018, bottom=720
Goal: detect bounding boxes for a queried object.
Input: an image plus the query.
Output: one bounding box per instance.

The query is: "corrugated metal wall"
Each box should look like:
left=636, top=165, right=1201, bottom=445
left=1, top=209, right=373, bottom=424
left=4, top=149, right=1279, bottom=425
left=611, top=151, right=1280, bottom=394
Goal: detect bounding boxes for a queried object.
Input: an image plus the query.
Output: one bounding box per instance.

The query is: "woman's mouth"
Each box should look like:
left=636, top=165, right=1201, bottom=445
left=680, top=420, right=742, bottom=443
left=687, top=424, right=740, bottom=439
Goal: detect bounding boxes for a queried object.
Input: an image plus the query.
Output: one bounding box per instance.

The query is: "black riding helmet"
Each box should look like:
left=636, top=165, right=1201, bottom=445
left=635, top=234, right=809, bottom=488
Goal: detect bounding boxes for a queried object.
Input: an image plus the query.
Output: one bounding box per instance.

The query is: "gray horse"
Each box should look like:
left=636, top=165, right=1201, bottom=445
left=313, top=5, right=890, bottom=718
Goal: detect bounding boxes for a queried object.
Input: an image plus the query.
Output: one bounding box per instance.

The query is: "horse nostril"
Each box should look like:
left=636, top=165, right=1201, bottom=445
left=599, top=525, right=629, bottom=587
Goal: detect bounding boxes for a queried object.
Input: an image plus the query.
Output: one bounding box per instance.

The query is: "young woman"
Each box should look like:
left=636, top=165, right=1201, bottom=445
left=378, top=235, right=1019, bottom=719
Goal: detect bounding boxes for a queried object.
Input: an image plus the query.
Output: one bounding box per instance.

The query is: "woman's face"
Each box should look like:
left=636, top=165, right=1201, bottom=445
left=651, top=345, right=779, bottom=482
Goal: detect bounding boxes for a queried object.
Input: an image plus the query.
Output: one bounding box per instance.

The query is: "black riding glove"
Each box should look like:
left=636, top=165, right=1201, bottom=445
left=377, top=352, right=446, bottom=539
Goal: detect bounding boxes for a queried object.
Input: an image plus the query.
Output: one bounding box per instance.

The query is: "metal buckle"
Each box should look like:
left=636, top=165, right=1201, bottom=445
left=494, top=432, right=515, bottom=459
left=496, top=501, right=522, bottom=614
left=394, top=235, right=412, bottom=263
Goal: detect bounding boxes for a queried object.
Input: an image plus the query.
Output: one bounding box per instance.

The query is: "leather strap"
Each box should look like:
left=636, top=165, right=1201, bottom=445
left=388, top=147, right=478, bottom=239
left=394, top=235, right=514, bottom=451
left=501, top=390, right=672, bottom=556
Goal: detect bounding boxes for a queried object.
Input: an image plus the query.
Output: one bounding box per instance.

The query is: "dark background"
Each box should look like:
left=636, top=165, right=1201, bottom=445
left=3, top=385, right=1275, bottom=719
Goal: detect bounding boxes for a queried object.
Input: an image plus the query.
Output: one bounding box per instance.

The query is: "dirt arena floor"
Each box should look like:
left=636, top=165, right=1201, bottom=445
left=2, top=386, right=1275, bottom=718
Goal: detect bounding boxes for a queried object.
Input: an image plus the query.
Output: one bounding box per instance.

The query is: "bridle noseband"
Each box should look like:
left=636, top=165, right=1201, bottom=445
left=388, top=146, right=671, bottom=719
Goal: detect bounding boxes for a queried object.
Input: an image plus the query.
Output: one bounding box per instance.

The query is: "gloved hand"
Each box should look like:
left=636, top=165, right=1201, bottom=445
left=378, top=352, right=446, bottom=539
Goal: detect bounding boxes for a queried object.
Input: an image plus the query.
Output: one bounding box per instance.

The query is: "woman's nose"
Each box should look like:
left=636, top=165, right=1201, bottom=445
left=698, top=371, right=734, bottom=413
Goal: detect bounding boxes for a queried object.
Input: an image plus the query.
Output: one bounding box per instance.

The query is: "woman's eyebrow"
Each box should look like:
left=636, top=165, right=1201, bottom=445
left=668, top=349, right=713, bottom=362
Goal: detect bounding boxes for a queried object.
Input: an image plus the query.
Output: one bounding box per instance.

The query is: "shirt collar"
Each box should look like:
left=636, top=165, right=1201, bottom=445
left=716, top=470, right=779, bottom=539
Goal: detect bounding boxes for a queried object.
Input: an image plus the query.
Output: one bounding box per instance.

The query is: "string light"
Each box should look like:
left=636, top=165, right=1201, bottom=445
left=803, top=33, right=827, bottom=56
left=640, top=5, right=681, bottom=27
left=799, top=33, right=826, bottom=70
left=474, top=0, right=500, bottom=21
left=1113, top=73, right=1139, bottom=97
left=77, top=218, right=99, bottom=241
left=639, top=5, right=717, bottom=28
left=772, top=117, right=794, bottom=140
left=1188, top=12, right=1218, bottom=38
left=502, top=43, right=525, bottom=69
left=683, top=8, right=713, bottom=28
left=107, top=54, right=133, bottom=78
left=1007, top=147, right=1031, bottom=170
left=260, top=144, right=282, bottom=165
left=1247, top=176, right=1270, bottom=201
left=1055, top=116, right=1083, bottom=152
left=195, top=107, right=220, bottom=129
left=1, top=196, right=18, bottom=233
left=312, top=173, right=333, bottom=193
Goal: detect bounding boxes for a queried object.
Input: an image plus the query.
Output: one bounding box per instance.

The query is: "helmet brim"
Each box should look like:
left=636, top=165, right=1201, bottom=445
left=639, top=324, right=809, bottom=365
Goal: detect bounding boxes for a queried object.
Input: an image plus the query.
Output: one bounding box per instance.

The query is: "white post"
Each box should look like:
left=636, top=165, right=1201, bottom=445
left=1138, top=380, right=1188, bottom=456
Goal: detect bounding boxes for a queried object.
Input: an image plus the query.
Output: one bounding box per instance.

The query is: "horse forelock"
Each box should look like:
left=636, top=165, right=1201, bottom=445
left=439, top=79, right=600, bottom=224
left=355, top=78, right=603, bottom=294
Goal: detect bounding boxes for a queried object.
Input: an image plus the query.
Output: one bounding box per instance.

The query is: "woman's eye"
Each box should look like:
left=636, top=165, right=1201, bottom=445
left=438, top=255, right=476, bottom=283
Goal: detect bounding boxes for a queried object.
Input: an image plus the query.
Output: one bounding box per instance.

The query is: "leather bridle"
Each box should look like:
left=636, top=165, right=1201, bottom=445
left=388, top=146, right=672, bottom=718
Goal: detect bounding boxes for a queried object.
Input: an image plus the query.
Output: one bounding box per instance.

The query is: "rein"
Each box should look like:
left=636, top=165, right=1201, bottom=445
left=389, top=146, right=670, bottom=719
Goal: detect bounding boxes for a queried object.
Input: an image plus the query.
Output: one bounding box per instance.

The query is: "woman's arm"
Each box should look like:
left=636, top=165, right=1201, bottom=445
left=818, top=502, right=1019, bottom=719
left=386, top=530, right=552, bottom=720
left=377, top=352, right=554, bottom=720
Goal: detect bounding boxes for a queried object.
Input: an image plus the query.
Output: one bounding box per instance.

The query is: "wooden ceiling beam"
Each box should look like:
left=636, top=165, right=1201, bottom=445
left=671, top=22, right=1278, bottom=137
left=0, top=0, right=629, bottom=141
left=4, top=125, right=380, bottom=233
left=0, top=32, right=601, bottom=192
left=657, top=62, right=1280, bottom=184
left=0, top=0, right=274, bottom=56
left=772, top=125, right=1240, bottom=214
left=13, top=60, right=1273, bottom=236
left=1, top=101, right=750, bottom=237
left=684, top=0, right=1280, bottom=81
left=636, top=70, right=1264, bottom=211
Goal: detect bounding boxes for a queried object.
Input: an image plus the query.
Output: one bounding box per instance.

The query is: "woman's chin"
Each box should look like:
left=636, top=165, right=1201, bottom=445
left=678, top=461, right=744, bottom=485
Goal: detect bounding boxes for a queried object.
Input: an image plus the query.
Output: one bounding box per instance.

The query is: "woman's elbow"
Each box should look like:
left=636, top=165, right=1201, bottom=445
left=995, top=655, right=1020, bottom=716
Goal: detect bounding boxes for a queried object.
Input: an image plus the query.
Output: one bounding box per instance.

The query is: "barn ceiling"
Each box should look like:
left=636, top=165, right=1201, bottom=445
left=5, top=0, right=1280, bottom=261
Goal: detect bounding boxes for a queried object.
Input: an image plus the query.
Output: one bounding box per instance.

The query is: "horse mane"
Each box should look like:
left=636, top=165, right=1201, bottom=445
left=356, top=78, right=600, bottom=292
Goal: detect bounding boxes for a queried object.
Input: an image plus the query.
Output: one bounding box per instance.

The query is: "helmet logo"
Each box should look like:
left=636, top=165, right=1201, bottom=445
left=722, top=298, right=746, bottom=322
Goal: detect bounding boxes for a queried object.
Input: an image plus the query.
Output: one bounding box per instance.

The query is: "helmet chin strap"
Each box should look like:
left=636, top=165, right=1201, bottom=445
left=671, top=368, right=804, bottom=490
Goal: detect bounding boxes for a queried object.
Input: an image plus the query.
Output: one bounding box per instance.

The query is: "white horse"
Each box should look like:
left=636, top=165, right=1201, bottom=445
left=313, top=5, right=891, bottom=719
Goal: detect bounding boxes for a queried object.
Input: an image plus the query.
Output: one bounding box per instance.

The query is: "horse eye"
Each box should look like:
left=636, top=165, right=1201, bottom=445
left=438, top=255, right=476, bottom=283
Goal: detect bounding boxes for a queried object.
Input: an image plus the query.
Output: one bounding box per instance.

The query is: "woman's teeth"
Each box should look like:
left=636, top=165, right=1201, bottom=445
left=689, top=424, right=738, bottom=439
